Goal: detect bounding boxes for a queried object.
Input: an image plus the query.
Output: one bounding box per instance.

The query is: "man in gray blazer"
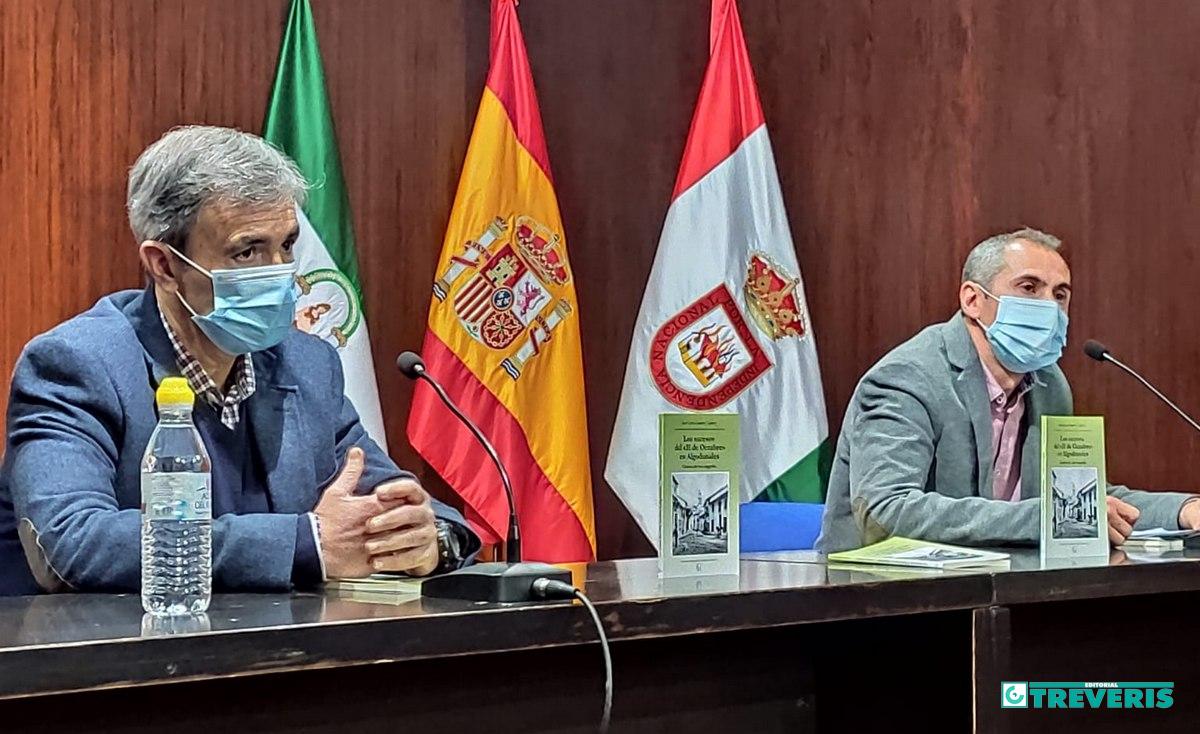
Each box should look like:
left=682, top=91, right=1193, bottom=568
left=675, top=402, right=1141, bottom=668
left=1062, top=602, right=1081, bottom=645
left=816, top=228, right=1200, bottom=552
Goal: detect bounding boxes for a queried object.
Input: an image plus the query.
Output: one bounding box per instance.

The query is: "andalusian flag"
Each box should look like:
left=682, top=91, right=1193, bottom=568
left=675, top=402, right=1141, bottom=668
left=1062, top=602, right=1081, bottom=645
left=263, top=0, right=387, bottom=447
left=407, top=0, right=595, bottom=562
left=606, top=0, right=829, bottom=546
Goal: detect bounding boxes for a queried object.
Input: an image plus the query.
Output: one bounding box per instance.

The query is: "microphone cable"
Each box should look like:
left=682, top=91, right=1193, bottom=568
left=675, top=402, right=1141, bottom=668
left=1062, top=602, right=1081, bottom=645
left=532, top=577, right=613, bottom=733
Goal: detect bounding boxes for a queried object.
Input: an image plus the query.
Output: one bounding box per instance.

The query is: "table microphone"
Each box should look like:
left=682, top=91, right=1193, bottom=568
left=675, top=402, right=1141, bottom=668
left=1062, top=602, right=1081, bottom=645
left=396, top=351, right=571, bottom=603
left=1083, top=340, right=1200, bottom=434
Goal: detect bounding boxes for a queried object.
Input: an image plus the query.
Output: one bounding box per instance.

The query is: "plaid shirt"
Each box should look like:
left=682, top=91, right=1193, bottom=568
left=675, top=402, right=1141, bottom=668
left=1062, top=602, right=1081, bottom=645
left=160, top=313, right=256, bottom=430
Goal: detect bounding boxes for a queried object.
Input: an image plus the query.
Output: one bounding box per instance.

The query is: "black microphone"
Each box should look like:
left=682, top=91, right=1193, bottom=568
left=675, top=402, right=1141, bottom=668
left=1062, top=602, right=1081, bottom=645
left=1083, top=340, right=1200, bottom=434
left=1082, top=339, right=1109, bottom=362
left=396, top=351, right=570, bottom=603
left=395, top=351, right=426, bottom=381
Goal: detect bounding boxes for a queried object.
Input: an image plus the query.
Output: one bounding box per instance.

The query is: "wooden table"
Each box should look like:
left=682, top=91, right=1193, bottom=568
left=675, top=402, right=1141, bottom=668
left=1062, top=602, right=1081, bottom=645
left=2, top=549, right=1198, bottom=733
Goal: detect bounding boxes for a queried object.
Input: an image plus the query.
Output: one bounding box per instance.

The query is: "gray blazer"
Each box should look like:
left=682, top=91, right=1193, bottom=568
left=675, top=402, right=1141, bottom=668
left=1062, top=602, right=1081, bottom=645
left=815, top=313, right=1192, bottom=552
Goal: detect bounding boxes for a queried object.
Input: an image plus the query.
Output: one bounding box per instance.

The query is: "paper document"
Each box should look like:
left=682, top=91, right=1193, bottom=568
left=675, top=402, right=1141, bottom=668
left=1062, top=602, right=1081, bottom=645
left=1129, top=528, right=1200, bottom=540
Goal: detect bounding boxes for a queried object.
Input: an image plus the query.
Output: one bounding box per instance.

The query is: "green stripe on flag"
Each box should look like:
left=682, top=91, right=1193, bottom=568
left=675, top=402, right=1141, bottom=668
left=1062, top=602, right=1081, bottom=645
left=263, top=0, right=362, bottom=299
left=753, top=439, right=832, bottom=504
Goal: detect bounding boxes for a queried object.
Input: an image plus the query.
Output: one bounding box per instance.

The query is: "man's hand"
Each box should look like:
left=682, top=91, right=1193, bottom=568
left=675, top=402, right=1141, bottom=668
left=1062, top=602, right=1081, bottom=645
left=364, top=479, right=439, bottom=576
left=1106, top=496, right=1141, bottom=545
left=313, top=447, right=385, bottom=579
left=1178, top=498, right=1200, bottom=530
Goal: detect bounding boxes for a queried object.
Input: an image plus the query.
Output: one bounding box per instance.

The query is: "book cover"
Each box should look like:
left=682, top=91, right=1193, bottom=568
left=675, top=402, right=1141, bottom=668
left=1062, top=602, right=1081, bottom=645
left=659, top=412, right=740, bottom=577
left=1040, top=415, right=1109, bottom=562
left=827, top=536, right=1010, bottom=570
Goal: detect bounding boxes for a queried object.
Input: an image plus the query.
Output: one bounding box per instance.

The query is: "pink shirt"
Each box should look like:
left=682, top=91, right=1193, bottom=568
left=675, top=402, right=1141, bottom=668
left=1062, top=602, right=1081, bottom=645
left=981, top=359, right=1033, bottom=502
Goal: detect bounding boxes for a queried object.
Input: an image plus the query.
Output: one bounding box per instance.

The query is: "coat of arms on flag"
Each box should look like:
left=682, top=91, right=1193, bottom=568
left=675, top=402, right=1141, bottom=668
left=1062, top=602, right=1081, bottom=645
left=744, top=252, right=807, bottom=341
left=432, top=215, right=574, bottom=380
left=294, top=268, right=362, bottom=348
left=650, top=284, right=771, bottom=411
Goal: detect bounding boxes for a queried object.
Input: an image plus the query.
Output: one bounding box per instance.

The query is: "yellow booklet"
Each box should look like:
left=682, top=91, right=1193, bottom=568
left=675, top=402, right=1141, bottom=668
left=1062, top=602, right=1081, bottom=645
left=828, top=536, right=1010, bottom=570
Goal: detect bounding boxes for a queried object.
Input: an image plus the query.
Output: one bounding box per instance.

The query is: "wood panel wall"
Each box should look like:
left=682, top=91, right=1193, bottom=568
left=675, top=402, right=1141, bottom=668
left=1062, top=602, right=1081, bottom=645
left=2, top=0, right=1198, bottom=559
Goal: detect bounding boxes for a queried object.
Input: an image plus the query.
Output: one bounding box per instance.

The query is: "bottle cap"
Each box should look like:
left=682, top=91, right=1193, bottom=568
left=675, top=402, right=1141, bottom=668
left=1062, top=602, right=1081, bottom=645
left=155, top=377, right=195, bottom=407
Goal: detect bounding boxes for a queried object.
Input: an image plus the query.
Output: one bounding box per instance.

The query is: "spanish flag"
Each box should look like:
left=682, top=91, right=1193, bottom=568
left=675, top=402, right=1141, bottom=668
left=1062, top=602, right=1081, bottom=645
left=407, top=0, right=595, bottom=562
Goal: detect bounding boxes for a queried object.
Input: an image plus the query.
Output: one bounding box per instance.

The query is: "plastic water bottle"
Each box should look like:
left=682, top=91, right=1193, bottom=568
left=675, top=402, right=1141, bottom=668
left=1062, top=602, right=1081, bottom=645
left=141, top=377, right=212, bottom=616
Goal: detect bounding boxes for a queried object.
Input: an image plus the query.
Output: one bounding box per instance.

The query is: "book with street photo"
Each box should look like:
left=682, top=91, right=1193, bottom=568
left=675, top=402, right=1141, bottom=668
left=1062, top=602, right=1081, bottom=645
left=1040, top=416, right=1109, bottom=562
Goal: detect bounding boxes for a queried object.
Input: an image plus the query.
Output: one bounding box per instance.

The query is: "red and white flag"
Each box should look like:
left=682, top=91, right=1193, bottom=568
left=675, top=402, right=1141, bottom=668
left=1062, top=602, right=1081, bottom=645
left=605, top=0, right=829, bottom=546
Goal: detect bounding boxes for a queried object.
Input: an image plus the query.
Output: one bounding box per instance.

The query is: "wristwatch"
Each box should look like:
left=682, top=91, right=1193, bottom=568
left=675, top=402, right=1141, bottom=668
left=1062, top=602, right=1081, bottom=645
left=434, top=519, right=464, bottom=573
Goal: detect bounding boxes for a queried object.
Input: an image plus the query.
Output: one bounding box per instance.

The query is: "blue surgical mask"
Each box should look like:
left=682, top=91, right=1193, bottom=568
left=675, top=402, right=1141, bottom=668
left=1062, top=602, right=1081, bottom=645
left=167, top=245, right=298, bottom=356
left=973, top=283, right=1069, bottom=373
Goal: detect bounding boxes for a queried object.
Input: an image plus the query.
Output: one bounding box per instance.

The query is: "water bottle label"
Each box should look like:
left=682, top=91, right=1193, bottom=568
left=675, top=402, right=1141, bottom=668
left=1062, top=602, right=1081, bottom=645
left=142, top=473, right=211, bottom=522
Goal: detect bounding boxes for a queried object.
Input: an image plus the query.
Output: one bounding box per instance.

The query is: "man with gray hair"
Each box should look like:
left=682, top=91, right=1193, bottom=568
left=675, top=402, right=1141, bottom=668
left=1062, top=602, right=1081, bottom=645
left=816, top=227, right=1200, bottom=552
left=0, top=126, right=477, bottom=595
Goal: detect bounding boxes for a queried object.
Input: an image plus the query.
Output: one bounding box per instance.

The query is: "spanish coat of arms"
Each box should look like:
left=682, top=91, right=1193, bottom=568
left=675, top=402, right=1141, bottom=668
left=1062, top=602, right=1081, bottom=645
left=432, top=215, right=573, bottom=379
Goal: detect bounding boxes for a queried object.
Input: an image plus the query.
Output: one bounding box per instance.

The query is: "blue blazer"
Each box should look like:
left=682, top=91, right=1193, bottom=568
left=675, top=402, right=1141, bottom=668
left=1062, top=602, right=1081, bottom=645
left=0, top=286, right=472, bottom=594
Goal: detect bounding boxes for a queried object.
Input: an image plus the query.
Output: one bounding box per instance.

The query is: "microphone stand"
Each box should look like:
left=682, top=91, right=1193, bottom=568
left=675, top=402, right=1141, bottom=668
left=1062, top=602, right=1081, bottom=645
left=413, top=369, right=523, bottom=562
left=403, top=358, right=571, bottom=603
left=1099, top=352, right=1200, bottom=434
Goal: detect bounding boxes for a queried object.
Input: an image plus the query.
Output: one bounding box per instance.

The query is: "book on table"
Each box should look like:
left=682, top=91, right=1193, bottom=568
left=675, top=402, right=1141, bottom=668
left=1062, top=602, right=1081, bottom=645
left=325, top=574, right=424, bottom=601
left=827, top=537, right=1010, bottom=570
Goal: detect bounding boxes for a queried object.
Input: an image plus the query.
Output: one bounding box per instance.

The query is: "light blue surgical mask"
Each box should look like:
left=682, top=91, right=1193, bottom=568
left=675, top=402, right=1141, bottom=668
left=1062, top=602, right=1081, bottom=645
left=167, top=245, right=298, bottom=356
left=972, top=283, right=1069, bottom=374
